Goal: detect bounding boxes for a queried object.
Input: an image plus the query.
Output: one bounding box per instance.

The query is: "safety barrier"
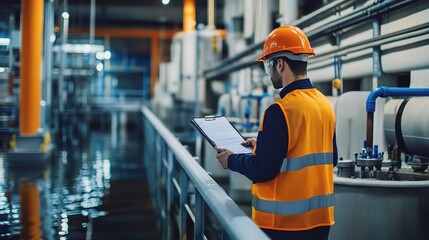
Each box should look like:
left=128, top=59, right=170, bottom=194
left=142, top=106, right=269, bottom=240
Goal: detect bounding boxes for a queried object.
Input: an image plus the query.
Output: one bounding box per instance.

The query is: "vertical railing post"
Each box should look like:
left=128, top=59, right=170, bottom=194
left=166, top=150, right=174, bottom=239
left=161, top=141, right=168, bottom=239
left=155, top=134, right=162, bottom=183
left=194, top=191, right=205, bottom=239
left=179, top=167, right=188, bottom=239
left=155, top=134, right=166, bottom=239
left=157, top=134, right=163, bottom=221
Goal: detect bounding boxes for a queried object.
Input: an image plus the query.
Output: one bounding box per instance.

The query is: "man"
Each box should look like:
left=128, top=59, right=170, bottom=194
left=215, top=26, right=337, bottom=240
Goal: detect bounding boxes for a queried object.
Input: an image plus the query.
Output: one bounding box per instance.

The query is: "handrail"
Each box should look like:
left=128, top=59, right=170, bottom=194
left=142, top=106, right=269, bottom=240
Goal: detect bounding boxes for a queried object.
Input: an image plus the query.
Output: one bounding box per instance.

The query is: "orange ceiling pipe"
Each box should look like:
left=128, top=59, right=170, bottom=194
left=69, top=27, right=180, bottom=39
left=183, top=0, right=196, bottom=32
left=20, top=0, right=44, bottom=135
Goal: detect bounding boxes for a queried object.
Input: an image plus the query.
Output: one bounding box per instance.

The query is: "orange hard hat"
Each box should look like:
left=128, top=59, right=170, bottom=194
left=257, top=26, right=315, bottom=62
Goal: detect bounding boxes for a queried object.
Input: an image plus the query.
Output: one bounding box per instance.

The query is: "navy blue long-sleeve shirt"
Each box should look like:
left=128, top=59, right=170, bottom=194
left=228, top=79, right=338, bottom=183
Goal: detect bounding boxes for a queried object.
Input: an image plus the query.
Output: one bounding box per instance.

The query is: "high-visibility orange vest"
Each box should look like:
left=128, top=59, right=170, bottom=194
left=251, top=88, right=336, bottom=231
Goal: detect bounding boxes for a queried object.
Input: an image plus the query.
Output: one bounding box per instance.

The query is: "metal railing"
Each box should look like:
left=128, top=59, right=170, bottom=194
left=142, top=106, right=269, bottom=240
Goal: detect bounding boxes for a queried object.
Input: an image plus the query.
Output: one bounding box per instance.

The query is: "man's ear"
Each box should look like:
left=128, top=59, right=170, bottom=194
left=282, top=59, right=292, bottom=74
left=277, top=58, right=285, bottom=73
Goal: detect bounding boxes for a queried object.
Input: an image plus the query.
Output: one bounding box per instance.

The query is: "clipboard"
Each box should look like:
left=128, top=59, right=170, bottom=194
left=190, top=116, right=252, bottom=154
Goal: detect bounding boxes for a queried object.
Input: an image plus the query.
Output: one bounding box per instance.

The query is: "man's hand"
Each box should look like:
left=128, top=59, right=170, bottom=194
left=242, top=138, right=256, bottom=148
left=215, top=147, right=233, bottom=169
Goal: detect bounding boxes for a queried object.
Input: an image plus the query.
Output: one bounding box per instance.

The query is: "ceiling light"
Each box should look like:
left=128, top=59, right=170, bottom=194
left=104, top=51, right=111, bottom=60
left=162, top=0, right=170, bottom=5
left=0, top=38, right=10, bottom=46
left=62, top=12, right=69, bottom=19
left=96, top=63, right=104, bottom=72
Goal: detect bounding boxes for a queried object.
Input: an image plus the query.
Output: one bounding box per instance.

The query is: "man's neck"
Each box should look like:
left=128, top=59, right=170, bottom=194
left=283, top=74, right=308, bottom=87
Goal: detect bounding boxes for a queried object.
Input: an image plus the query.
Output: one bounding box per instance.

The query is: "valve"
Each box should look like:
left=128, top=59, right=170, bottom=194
left=355, top=140, right=384, bottom=178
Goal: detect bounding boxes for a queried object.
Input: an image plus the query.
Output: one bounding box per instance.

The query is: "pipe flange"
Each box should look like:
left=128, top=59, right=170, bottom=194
left=337, top=160, right=355, bottom=178
left=356, top=158, right=382, bottom=168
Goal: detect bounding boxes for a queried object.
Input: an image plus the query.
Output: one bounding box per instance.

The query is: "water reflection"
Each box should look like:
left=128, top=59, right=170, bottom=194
left=0, top=158, right=51, bottom=240
left=0, top=114, right=113, bottom=239
left=0, top=111, right=155, bottom=239
left=53, top=131, right=111, bottom=239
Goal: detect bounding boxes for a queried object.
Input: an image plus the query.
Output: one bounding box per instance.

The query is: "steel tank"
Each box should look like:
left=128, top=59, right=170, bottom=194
left=330, top=176, right=429, bottom=240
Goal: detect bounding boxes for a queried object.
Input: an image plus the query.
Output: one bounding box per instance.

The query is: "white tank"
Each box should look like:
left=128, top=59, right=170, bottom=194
left=384, top=97, right=429, bottom=159
left=335, top=91, right=387, bottom=160
left=170, top=29, right=222, bottom=103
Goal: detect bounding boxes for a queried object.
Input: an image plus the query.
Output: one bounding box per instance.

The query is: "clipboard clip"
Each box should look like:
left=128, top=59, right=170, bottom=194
left=205, top=115, right=216, bottom=121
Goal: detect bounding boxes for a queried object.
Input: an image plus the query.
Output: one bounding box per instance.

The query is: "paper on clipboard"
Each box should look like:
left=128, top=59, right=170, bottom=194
left=191, top=116, right=252, bottom=154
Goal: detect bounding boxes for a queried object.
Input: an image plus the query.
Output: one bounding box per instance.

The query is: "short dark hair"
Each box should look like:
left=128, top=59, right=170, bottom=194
left=275, top=57, right=307, bottom=76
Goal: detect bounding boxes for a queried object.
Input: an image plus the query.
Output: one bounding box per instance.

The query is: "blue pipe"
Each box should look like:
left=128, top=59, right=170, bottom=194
left=366, top=86, right=429, bottom=113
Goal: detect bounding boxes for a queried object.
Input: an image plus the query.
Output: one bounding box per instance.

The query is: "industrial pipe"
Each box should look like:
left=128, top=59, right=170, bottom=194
left=305, top=0, right=413, bottom=41
left=366, top=86, right=429, bottom=113
left=365, top=86, right=429, bottom=150
left=205, top=0, right=417, bottom=81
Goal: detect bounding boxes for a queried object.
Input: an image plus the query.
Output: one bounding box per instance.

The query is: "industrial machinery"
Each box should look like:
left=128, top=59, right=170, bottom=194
left=333, top=86, right=429, bottom=240
left=0, top=13, right=19, bottom=152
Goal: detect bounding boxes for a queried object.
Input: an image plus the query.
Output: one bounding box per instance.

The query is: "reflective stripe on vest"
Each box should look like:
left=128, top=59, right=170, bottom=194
left=252, top=193, right=334, bottom=215
left=280, top=153, right=333, bottom=172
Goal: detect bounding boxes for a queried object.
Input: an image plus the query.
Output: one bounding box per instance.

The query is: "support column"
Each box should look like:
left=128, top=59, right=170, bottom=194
left=8, top=0, right=54, bottom=164
left=43, top=0, right=54, bottom=130
left=20, top=0, right=44, bottom=135
left=279, top=0, right=298, bottom=24
left=183, top=0, right=196, bottom=32
left=207, top=0, right=215, bottom=29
